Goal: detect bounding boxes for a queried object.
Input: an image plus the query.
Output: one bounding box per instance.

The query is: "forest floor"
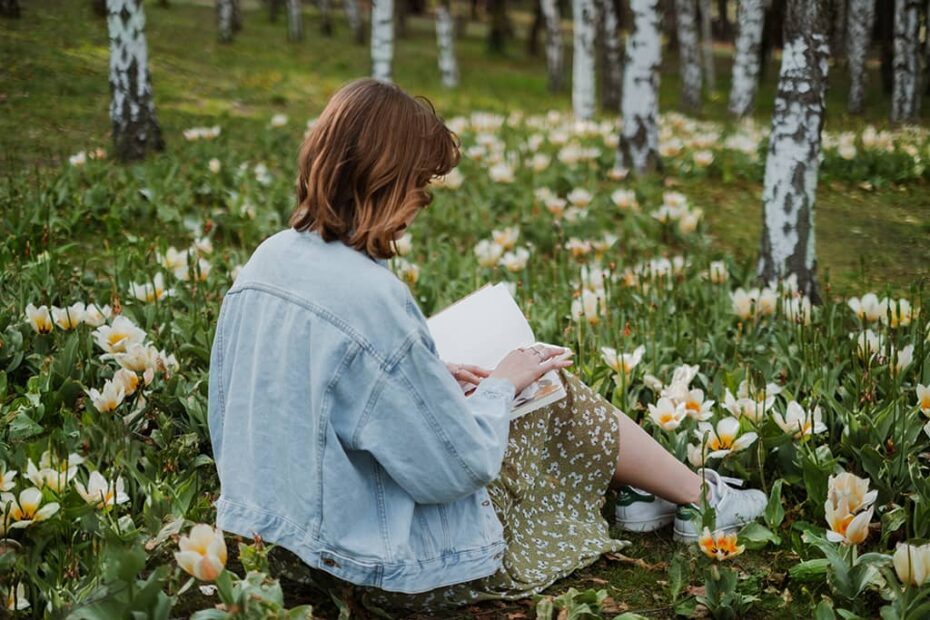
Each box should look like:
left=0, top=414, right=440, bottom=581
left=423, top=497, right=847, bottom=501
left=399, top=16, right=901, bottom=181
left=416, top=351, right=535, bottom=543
left=1, top=2, right=929, bottom=618
left=3, top=0, right=929, bottom=296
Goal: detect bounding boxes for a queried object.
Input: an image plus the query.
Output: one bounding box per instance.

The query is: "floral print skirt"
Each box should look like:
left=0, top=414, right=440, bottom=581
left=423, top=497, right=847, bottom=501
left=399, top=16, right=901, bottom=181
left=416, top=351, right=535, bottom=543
left=268, top=369, right=628, bottom=615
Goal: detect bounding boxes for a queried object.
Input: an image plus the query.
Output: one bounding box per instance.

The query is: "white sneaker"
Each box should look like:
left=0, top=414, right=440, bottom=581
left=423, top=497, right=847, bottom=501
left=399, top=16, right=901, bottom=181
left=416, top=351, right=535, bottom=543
left=672, top=468, right=767, bottom=542
left=614, top=486, right=677, bottom=532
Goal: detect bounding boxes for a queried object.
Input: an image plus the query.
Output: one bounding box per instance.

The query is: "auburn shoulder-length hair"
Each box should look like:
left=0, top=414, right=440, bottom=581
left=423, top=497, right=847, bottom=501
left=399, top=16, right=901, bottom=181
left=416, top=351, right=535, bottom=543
left=289, top=78, right=461, bottom=260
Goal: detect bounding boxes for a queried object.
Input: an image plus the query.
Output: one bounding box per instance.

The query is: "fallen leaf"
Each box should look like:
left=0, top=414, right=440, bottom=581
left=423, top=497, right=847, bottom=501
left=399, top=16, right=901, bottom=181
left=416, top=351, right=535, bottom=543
left=604, top=552, right=666, bottom=571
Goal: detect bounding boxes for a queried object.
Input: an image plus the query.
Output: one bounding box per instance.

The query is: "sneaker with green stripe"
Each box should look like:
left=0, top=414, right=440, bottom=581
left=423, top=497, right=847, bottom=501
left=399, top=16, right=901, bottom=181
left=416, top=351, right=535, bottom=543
left=614, top=486, right=677, bottom=532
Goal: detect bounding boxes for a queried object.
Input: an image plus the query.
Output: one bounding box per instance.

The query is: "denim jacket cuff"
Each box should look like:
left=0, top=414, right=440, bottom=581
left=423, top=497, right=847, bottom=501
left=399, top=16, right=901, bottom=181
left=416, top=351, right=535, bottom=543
left=473, top=376, right=517, bottom=400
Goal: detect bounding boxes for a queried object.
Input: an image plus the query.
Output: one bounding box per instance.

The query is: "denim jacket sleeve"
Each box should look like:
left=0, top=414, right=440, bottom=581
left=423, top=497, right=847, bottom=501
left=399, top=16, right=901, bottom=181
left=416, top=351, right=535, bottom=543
left=352, top=329, right=517, bottom=505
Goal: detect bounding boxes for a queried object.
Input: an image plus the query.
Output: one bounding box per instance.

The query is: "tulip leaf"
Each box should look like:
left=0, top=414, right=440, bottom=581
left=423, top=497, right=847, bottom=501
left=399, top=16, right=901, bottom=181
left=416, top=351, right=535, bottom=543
left=8, top=410, right=44, bottom=441
left=739, top=522, right=781, bottom=549
left=764, top=479, right=786, bottom=528
left=814, top=601, right=836, bottom=620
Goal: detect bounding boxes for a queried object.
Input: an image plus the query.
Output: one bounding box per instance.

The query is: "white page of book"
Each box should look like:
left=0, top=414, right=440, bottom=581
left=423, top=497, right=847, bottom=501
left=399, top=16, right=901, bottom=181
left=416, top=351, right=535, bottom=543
left=426, top=283, right=535, bottom=369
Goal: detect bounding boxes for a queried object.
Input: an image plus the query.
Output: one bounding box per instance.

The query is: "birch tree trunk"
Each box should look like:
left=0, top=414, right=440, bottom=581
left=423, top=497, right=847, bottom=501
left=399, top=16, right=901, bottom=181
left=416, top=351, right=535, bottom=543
left=343, top=0, right=364, bottom=43
left=757, top=0, right=829, bottom=303
left=699, top=0, right=715, bottom=88
left=107, top=0, right=165, bottom=162
left=675, top=0, right=702, bottom=109
left=597, top=0, right=623, bottom=110
left=846, top=0, right=875, bottom=113
left=319, top=0, right=333, bottom=35
left=617, top=0, right=662, bottom=174
left=371, top=0, right=394, bottom=80
left=436, top=3, right=459, bottom=87
left=572, top=0, right=597, bottom=118
left=541, top=0, right=565, bottom=91
left=287, top=0, right=303, bottom=40
left=891, top=0, right=920, bottom=122
left=728, top=0, right=765, bottom=116
left=217, top=0, right=234, bottom=42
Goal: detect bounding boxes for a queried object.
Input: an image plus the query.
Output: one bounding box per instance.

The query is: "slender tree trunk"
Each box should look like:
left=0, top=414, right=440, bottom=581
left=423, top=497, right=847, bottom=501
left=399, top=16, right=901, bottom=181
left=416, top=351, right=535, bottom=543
left=0, top=0, right=20, bottom=17
left=597, top=0, right=623, bottom=110
left=760, top=0, right=783, bottom=80
left=572, top=0, right=597, bottom=118
left=455, top=0, right=468, bottom=38
left=232, top=0, right=242, bottom=31
left=269, top=0, right=282, bottom=21
left=541, top=0, right=565, bottom=91
left=891, top=0, right=920, bottom=122
left=757, top=0, right=828, bottom=303
left=846, top=0, right=875, bottom=113
left=287, top=0, right=303, bottom=40
left=676, top=0, right=702, bottom=109
left=319, top=0, right=333, bottom=34
left=436, top=2, right=459, bottom=86
left=344, top=0, right=364, bottom=43
left=528, top=0, right=545, bottom=55
left=698, top=0, right=715, bottom=88
left=926, top=0, right=930, bottom=94
left=729, top=0, right=765, bottom=116
left=831, top=0, right=847, bottom=61
left=618, top=0, right=662, bottom=174
left=217, top=0, right=234, bottom=41
left=663, top=0, right=678, bottom=51
left=107, top=0, right=165, bottom=162
left=716, top=0, right=731, bottom=38
left=371, top=0, right=394, bottom=80
left=487, top=0, right=508, bottom=53
left=878, top=0, right=894, bottom=92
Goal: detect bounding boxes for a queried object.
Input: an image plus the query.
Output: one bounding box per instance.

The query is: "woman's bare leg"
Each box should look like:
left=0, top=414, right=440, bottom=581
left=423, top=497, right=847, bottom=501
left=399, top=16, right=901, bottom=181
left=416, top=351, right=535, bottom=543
left=609, top=410, right=704, bottom=505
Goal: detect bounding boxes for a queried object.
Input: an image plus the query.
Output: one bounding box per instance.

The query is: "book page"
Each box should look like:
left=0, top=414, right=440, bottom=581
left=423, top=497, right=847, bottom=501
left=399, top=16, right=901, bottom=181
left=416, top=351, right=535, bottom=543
left=426, top=283, right=536, bottom=369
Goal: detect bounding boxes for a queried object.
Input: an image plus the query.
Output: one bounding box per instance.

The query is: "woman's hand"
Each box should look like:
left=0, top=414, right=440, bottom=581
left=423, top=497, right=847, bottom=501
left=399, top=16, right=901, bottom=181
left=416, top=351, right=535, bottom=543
left=489, top=345, right=573, bottom=394
left=445, top=362, right=491, bottom=393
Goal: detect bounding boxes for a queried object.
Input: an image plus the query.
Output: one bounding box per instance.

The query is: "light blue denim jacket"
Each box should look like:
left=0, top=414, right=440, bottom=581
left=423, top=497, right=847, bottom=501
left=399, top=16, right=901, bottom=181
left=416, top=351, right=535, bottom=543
left=208, top=227, right=517, bottom=593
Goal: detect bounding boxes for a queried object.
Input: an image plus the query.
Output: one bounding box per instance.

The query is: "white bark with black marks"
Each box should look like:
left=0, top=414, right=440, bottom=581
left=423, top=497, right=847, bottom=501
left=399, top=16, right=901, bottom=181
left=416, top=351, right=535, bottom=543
left=891, top=0, right=920, bottom=122
left=343, top=0, right=364, bottom=43
left=618, top=0, right=662, bottom=174
left=541, top=0, right=565, bottom=91
left=217, top=0, right=234, bottom=42
left=371, top=0, right=394, bottom=80
left=572, top=0, right=597, bottom=118
left=845, top=0, right=874, bottom=113
left=758, top=0, right=829, bottom=302
left=675, top=0, right=702, bottom=109
left=699, top=0, right=715, bottom=88
left=287, top=0, right=302, bottom=40
left=597, top=0, right=622, bottom=110
left=436, top=4, right=459, bottom=87
left=107, top=0, right=164, bottom=162
left=728, top=0, right=764, bottom=117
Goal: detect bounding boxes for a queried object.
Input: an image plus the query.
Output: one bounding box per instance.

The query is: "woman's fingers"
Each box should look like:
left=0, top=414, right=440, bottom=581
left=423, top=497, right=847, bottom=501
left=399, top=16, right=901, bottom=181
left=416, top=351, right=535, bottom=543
left=459, top=364, right=491, bottom=377
left=457, top=369, right=485, bottom=385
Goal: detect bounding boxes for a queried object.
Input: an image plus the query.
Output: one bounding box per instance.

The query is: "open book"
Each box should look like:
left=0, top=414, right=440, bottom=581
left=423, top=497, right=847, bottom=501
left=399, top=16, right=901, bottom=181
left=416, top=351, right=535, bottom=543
left=426, top=282, right=570, bottom=419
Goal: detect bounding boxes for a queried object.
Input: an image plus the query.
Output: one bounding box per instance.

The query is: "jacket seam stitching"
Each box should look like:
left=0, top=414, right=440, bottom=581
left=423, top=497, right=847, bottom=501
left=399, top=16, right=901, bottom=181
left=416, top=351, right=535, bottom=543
left=213, top=299, right=228, bottom=431
left=313, top=342, right=361, bottom=540
left=373, top=462, right=393, bottom=564
left=227, top=282, right=388, bottom=367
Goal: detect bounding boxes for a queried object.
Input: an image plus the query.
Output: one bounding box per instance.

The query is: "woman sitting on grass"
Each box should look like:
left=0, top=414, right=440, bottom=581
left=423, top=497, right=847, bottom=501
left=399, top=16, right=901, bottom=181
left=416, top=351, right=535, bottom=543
left=206, top=77, right=767, bottom=614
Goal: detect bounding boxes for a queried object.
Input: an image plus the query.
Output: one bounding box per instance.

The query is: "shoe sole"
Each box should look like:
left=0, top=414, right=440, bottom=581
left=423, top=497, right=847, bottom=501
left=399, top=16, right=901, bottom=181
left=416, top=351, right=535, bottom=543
left=672, top=517, right=754, bottom=542
left=615, top=516, right=675, bottom=532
